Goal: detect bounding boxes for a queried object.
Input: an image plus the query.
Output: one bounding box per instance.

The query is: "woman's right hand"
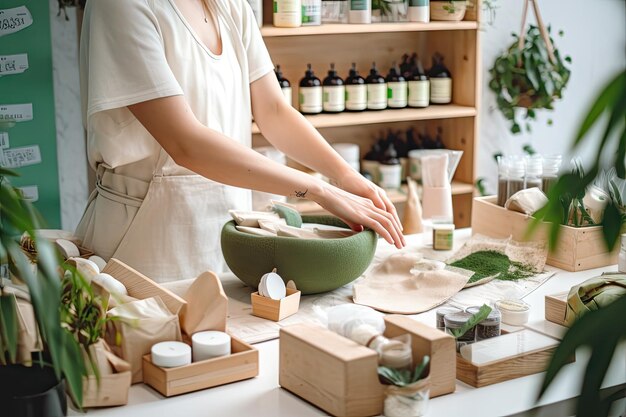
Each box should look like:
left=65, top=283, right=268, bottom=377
left=311, top=182, right=405, bottom=249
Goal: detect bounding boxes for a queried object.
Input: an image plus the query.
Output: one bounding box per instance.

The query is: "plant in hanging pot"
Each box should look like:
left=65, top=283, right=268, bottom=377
left=489, top=11, right=571, bottom=134
left=0, top=167, right=88, bottom=416
left=378, top=355, right=431, bottom=417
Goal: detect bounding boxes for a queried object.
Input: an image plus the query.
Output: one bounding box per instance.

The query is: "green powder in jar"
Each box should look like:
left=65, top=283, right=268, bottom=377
left=449, top=250, right=536, bottom=284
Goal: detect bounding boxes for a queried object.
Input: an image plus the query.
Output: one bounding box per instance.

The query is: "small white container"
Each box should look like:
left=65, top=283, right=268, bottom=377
left=495, top=299, right=530, bottom=326
left=191, top=331, right=231, bottom=362
left=408, top=0, right=429, bottom=22
left=151, top=341, right=192, bottom=368
left=379, top=163, right=402, bottom=189
left=348, top=0, right=371, bottom=23
left=302, top=0, right=322, bottom=25
left=274, top=0, right=302, bottom=27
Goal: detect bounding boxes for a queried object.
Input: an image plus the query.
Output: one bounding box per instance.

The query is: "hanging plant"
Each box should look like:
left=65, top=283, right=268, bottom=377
left=488, top=0, right=571, bottom=134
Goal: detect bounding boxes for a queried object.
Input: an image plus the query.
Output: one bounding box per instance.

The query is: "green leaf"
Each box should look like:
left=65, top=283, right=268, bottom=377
left=450, top=305, right=492, bottom=338
left=511, top=123, right=521, bottom=134
left=601, top=202, right=622, bottom=251
left=411, top=355, right=430, bottom=382
left=493, top=152, right=503, bottom=163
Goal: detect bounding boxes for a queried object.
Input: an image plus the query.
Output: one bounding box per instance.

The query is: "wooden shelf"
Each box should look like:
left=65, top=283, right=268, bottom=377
left=252, top=105, right=476, bottom=134
left=261, top=22, right=479, bottom=37
left=291, top=180, right=475, bottom=214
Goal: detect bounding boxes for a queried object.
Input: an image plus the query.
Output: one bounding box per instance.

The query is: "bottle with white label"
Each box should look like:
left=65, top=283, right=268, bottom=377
left=299, top=64, right=323, bottom=114
left=408, top=57, right=430, bottom=108
left=386, top=63, right=407, bottom=109
left=408, top=0, right=429, bottom=22
left=322, top=63, right=345, bottom=113
left=275, top=65, right=292, bottom=106
left=302, top=0, right=322, bottom=25
left=344, top=63, right=366, bottom=112
left=366, top=62, right=387, bottom=110
left=274, top=0, right=302, bottom=27
left=349, top=0, right=371, bottom=23
left=379, top=143, right=402, bottom=189
left=429, top=53, right=452, bottom=104
left=247, top=0, right=263, bottom=27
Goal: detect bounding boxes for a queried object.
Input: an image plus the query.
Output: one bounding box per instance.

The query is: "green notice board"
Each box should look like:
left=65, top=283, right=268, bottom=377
left=0, top=0, right=61, bottom=228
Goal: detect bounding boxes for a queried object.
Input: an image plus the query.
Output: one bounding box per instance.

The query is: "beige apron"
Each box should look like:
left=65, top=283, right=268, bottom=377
left=76, top=148, right=249, bottom=282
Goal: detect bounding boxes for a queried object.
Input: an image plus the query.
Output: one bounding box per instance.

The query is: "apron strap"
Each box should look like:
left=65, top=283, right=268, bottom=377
left=95, top=164, right=144, bottom=208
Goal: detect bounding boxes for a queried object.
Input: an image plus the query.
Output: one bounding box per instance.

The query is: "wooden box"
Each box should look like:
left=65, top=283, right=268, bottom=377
left=279, top=315, right=456, bottom=417
left=251, top=288, right=301, bottom=321
left=81, top=371, right=132, bottom=408
left=545, top=292, right=569, bottom=327
left=456, top=330, right=574, bottom=388
left=142, top=336, right=259, bottom=397
left=471, top=196, right=619, bottom=271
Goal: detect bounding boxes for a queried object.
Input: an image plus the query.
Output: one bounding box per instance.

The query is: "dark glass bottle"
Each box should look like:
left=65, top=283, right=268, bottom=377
left=386, top=63, right=407, bottom=109
left=275, top=64, right=292, bottom=105
left=428, top=53, right=452, bottom=104
left=408, top=56, right=429, bottom=108
left=322, top=63, right=345, bottom=113
left=299, top=63, right=322, bottom=114
left=366, top=62, right=387, bottom=110
left=345, top=63, right=367, bottom=111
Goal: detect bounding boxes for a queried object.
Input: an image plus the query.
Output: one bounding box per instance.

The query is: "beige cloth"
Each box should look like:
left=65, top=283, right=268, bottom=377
left=2, top=286, right=43, bottom=364
left=353, top=253, right=469, bottom=314
left=402, top=177, right=424, bottom=234
left=505, top=188, right=548, bottom=215
left=106, top=296, right=181, bottom=384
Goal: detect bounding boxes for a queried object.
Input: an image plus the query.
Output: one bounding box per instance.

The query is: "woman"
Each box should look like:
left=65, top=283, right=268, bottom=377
left=76, top=0, right=404, bottom=282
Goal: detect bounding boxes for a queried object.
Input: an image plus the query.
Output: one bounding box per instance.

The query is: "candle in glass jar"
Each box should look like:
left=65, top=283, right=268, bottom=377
left=191, top=331, right=231, bottom=362
left=151, top=341, right=191, bottom=368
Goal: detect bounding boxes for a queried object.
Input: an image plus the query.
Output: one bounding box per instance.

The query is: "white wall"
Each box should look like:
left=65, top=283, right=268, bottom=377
left=49, top=0, right=626, bottom=227
left=479, top=0, right=626, bottom=193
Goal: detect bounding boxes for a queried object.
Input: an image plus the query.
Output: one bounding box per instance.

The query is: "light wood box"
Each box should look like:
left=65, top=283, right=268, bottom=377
left=142, top=336, right=259, bottom=397
left=471, top=196, right=619, bottom=272
left=279, top=315, right=456, bottom=417
left=545, top=292, right=569, bottom=327
left=456, top=330, right=574, bottom=388
left=81, top=371, right=132, bottom=408
left=251, top=288, right=301, bottom=321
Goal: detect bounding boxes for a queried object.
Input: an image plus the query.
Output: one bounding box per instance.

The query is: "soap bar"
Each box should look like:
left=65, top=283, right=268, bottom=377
left=192, top=331, right=231, bottom=362
left=55, top=239, right=80, bottom=259
left=151, top=341, right=191, bottom=368
left=459, top=329, right=558, bottom=365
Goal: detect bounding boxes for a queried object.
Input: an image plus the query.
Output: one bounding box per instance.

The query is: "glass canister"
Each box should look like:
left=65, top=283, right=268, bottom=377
left=444, top=312, right=476, bottom=351
left=435, top=306, right=462, bottom=331
left=542, top=154, right=562, bottom=194
left=524, top=154, right=543, bottom=190
left=475, top=309, right=501, bottom=341
left=506, top=156, right=526, bottom=201
left=496, top=155, right=509, bottom=207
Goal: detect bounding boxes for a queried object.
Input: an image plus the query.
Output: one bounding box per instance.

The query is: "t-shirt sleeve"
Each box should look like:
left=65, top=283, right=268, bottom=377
left=83, top=0, right=183, bottom=118
left=240, top=0, right=275, bottom=83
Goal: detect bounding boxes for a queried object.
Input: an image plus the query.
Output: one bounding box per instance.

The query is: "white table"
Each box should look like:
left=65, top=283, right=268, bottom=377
left=73, top=230, right=626, bottom=417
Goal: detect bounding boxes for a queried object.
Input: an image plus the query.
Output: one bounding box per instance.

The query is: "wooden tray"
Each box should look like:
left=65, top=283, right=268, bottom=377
left=82, top=371, right=132, bottom=408
left=279, top=315, right=456, bottom=417
left=545, top=292, right=569, bottom=327
left=251, top=288, right=301, bottom=321
left=471, top=196, right=619, bottom=272
left=142, top=335, right=258, bottom=397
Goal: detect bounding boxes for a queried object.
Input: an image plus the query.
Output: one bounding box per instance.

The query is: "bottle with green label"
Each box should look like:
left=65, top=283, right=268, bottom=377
left=408, top=56, right=429, bottom=108
left=386, top=63, right=407, bottom=109
left=322, top=63, right=345, bottom=113
left=275, top=65, right=292, bottom=106
left=274, top=0, right=302, bottom=27
left=348, top=0, right=371, bottom=23
left=408, top=0, right=429, bottom=22
left=366, top=62, right=387, bottom=110
left=429, top=53, right=452, bottom=104
left=302, top=0, right=322, bottom=25
left=299, top=63, right=323, bottom=114
left=345, top=63, right=366, bottom=111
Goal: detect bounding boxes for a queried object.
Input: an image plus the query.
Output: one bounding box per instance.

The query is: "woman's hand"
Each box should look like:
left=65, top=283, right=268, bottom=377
left=311, top=182, right=405, bottom=249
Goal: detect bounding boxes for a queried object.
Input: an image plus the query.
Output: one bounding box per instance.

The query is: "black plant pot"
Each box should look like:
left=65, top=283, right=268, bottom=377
left=0, top=364, right=67, bottom=417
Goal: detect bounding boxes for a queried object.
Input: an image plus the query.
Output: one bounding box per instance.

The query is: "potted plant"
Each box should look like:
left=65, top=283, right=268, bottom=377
left=0, top=166, right=88, bottom=416
left=430, top=0, right=467, bottom=21
left=378, top=355, right=431, bottom=417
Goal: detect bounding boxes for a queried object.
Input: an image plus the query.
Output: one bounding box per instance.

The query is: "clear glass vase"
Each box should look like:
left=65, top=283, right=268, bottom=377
left=383, top=377, right=430, bottom=417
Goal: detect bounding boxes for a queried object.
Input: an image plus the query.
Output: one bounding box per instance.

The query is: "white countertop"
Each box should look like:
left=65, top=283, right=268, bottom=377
left=72, top=230, right=626, bottom=417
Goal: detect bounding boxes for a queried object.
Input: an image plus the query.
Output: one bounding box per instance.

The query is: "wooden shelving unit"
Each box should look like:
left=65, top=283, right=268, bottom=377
left=253, top=1, right=481, bottom=227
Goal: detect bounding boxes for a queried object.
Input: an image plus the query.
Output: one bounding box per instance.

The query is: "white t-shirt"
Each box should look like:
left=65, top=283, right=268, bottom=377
left=80, top=0, right=274, bottom=180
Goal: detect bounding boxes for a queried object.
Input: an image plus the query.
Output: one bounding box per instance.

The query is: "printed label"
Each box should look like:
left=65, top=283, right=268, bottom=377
left=275, top=0, right=300, bottom=13
left=367, top=84, right=387, bottom=109
left=346, top=85, right=367, bottom=110
left=408, top=80, right=430, bottom=107
left=0, top=103, right=34, bottom=122
left=350, top=0, right=368, bottom=11
left=430, top=78, right=452, bottom=104
left=2, top=145, right=41, bottom=168
left=0, top=132, right=9, bottom=149
left=0, top=53, right=28, bottom=77
left=323, top=85, right=345, bottom=112
left=299, top=86, right=323, bottom=113
left=18, top=185, right=39, bottom=202
left=0, top=6, right=33, bottom=37
left=301, top=0, right=321, bottom=25
left=387, top=81, right=407, bottom=107
left=409, top=0, right=429, bottom=6
left=282, top=87, right=292, bottom=106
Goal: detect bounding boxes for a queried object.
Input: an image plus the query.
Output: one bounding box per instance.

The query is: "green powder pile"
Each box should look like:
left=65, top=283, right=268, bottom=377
left=449, top=250, right=536, bottom=284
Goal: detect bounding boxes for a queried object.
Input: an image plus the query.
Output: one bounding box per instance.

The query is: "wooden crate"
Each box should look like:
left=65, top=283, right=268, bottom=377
left=251, top=288, right=301, bottom=321
left=279, top=315, right=456, bottom=417
left=545, top=292, right=569, bottom=327
left=471, top=196, right=619, bottom=271
left=142, top=336, right=258, bottom=397
left=82, top=371, right=132, bottom=408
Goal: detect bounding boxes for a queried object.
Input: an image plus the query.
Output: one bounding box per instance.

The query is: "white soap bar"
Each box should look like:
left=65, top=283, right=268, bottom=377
left=55, top=239, right=80, bottom=259
left=151, top=341, right=191, bottom=368
left=88, top=255, right=107, bottom=271
left=92, top=273, right=128, bottom=295
left=70, top=257, right=100, bottom=282
left=192, top=331, right=231, bottom=362
left=459, top=330, right=559, bottom=365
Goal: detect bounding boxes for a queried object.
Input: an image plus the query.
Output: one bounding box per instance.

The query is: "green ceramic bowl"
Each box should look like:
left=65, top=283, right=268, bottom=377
left=221, top=215, right=377, bottom=294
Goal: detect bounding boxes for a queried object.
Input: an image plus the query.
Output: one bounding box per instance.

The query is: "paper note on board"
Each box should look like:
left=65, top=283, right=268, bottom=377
left=0, top=53, right=29, bottom=77
left=2, top=145, right=42, bottom=168
left=0, top=6, right=33, bottom=37
left=0, top=103, right=33, bottom=123
left=18, top=185, right=39, bottom=202
left=0, top=132, right=8, bottom=149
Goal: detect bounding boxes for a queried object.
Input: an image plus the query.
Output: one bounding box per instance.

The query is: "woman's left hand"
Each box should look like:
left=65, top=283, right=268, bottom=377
left=333, top=170, right=405, bottom=246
